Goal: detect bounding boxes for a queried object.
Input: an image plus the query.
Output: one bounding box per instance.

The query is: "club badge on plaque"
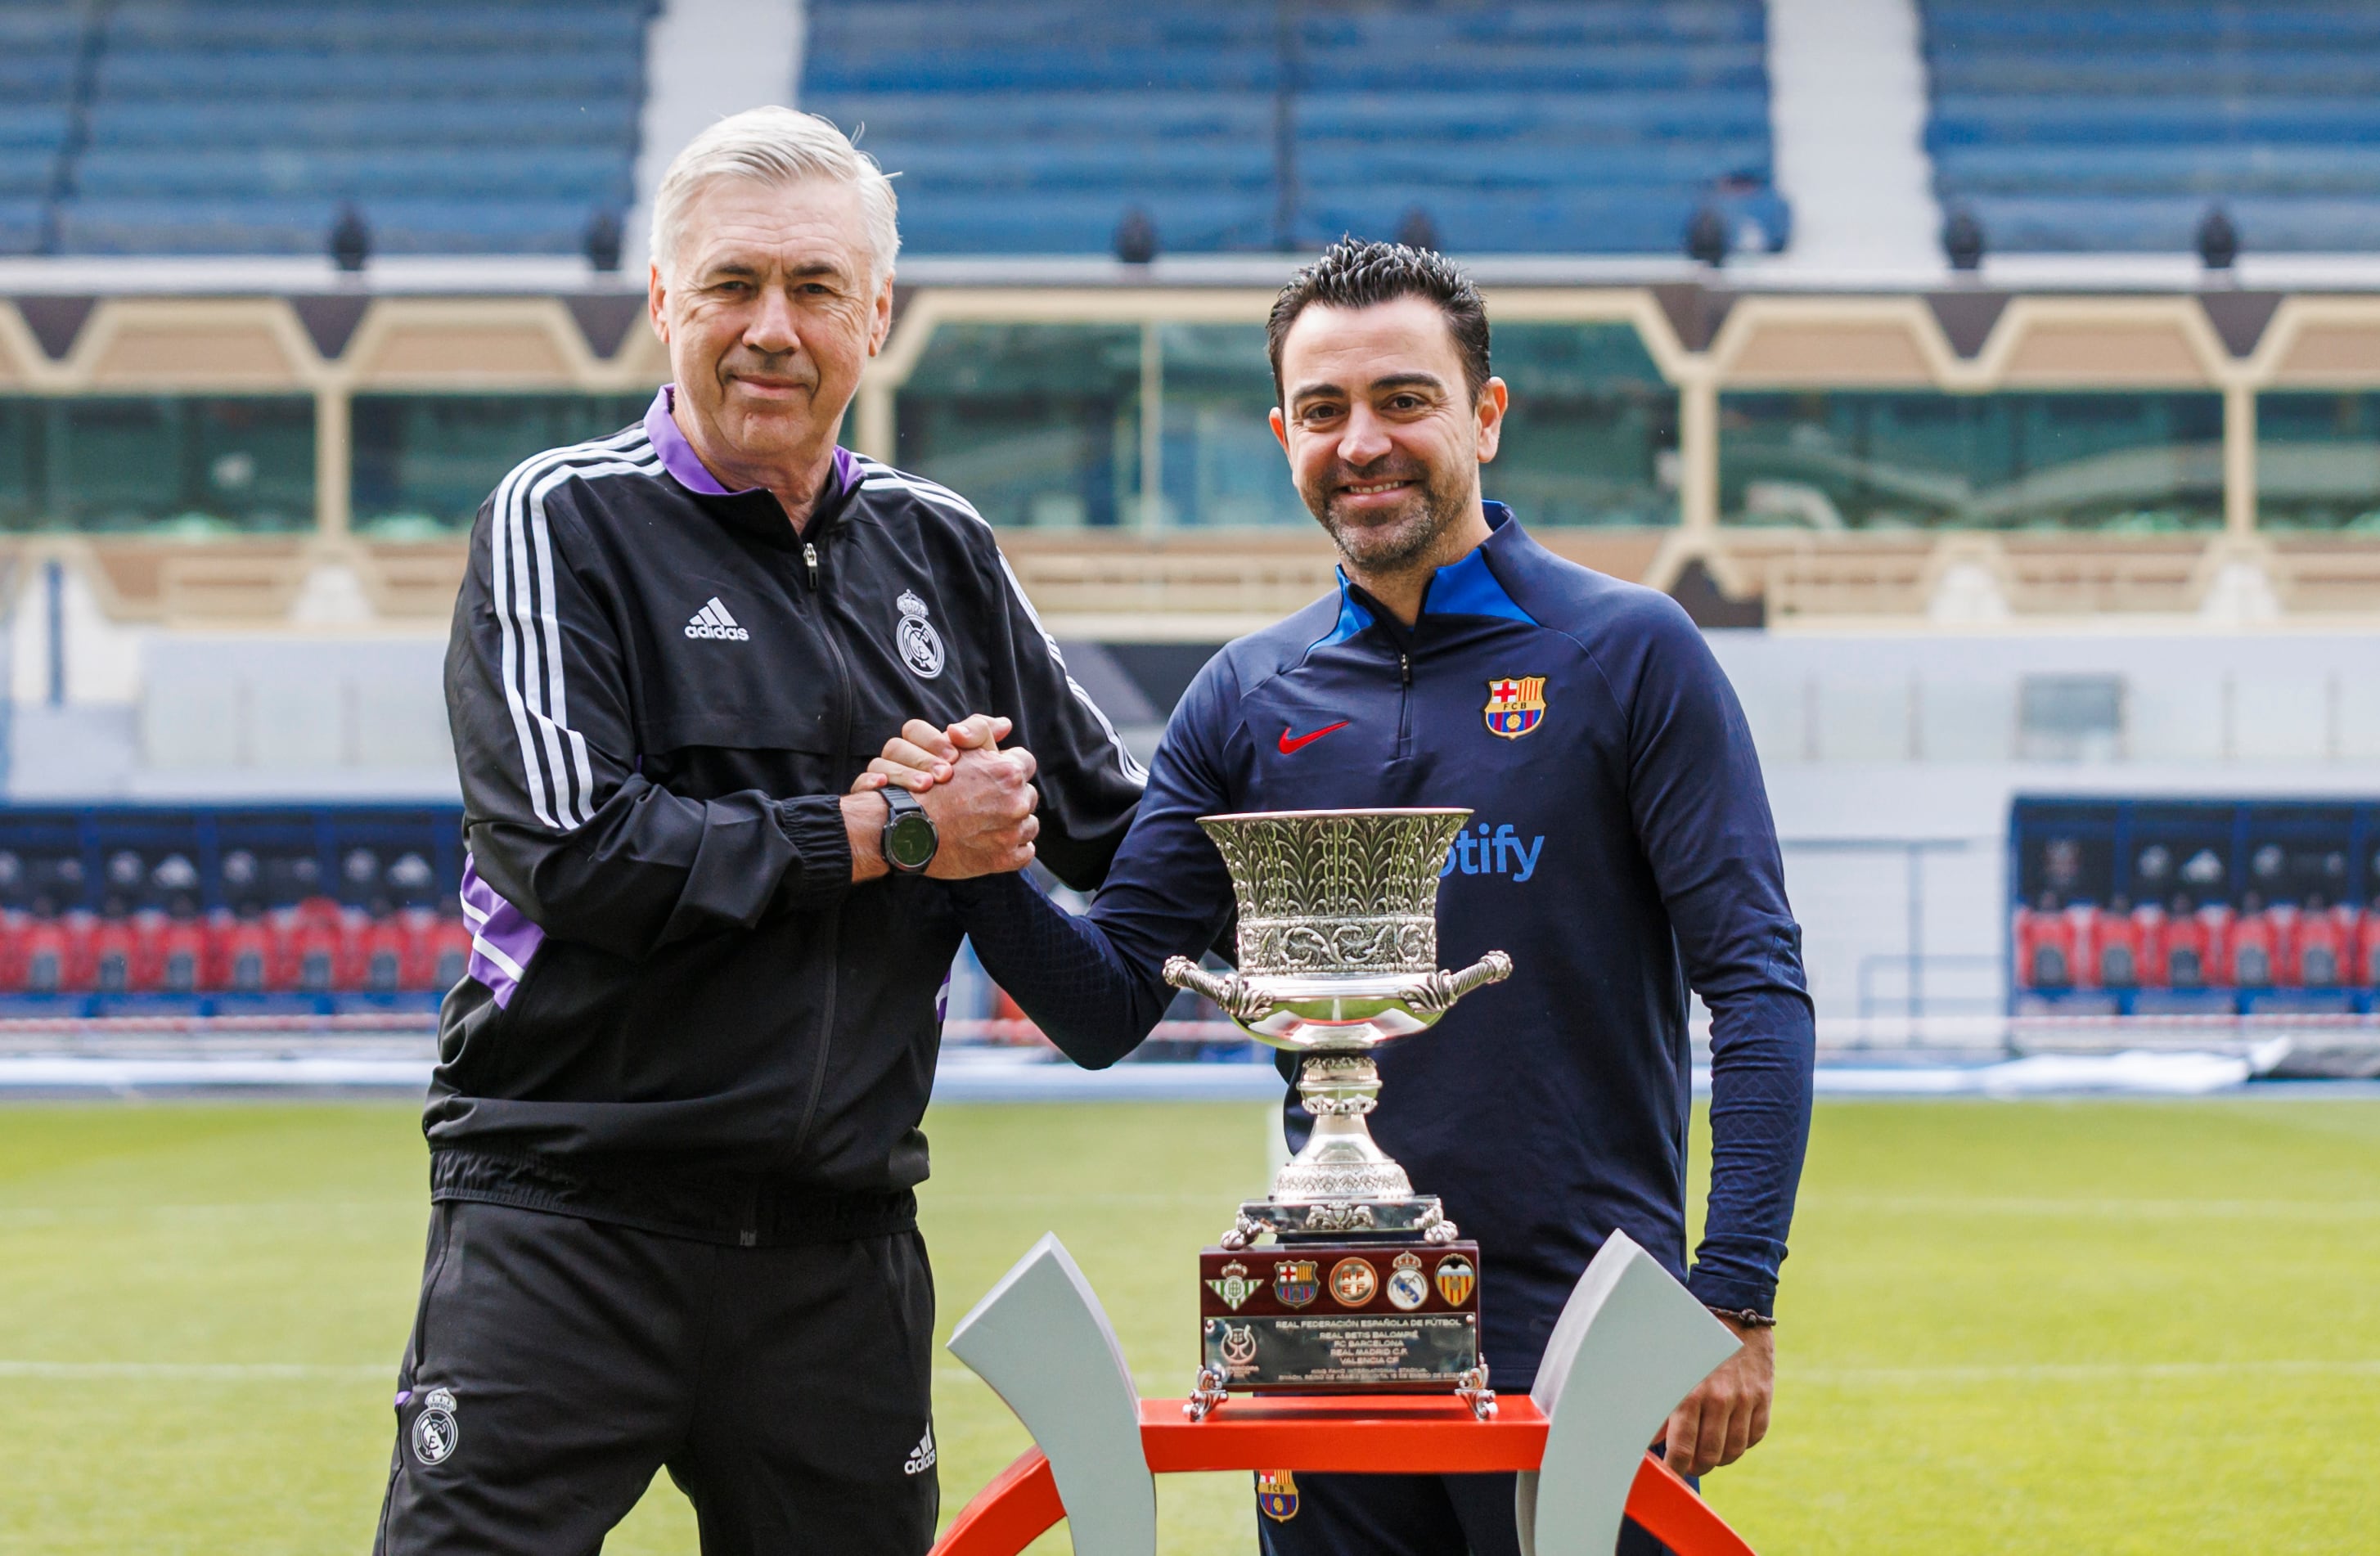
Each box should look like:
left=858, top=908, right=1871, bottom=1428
left=1174, top=808, right=1513, bottom=1420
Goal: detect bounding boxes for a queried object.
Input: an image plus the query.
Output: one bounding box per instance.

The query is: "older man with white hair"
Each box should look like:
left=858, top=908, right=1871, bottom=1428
left=373, top=108, right=1145, bottom=1555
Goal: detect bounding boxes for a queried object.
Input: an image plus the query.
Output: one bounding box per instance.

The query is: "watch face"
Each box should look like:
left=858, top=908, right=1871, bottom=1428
left=886, top=812, right=938, bottom=872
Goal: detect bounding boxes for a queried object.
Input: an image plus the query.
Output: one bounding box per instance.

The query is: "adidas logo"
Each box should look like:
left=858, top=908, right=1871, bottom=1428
left=684, top=597, right=749, bottom=641
left=903, top=1422, right=936, bottom=1476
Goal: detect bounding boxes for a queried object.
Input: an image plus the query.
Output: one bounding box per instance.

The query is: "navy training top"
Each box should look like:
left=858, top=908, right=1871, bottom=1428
left=952, top=503, right=1815, bottom=1385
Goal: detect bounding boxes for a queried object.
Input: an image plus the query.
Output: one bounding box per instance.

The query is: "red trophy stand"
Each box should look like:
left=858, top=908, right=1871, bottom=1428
left=935, top=1234, right=1761, bottom=1556
left=934, top=1396, right=1753, bottom=1556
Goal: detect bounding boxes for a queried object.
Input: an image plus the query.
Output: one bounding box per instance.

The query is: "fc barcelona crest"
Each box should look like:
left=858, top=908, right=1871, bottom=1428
left=1273, top=1259, right=1320, bottom=1308
left=1434, top=1253, right=1477, bottom=1306
left=1256, top=1468, right=1301, bottom=1522
left=1484, top=676, right=1547, bottom=739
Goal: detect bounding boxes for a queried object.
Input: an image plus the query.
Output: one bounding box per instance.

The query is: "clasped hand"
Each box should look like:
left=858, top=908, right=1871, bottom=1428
left=853, top=714, right=1035, bottom=878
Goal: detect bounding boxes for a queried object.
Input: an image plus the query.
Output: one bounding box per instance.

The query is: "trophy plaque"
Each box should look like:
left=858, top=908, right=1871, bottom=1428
left=1164, top=808, right=1512, bottom=1420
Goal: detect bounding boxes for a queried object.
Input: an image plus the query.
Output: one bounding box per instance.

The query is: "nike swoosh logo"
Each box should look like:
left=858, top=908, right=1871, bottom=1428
left=1278, top=720, right=1351, bottom=754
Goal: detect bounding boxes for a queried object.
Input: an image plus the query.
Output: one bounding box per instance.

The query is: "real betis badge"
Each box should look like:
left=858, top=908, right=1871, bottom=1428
left=1485, top=676, right=1547, bottom=739
left=1207, top=1260, right=1257, bottom=1311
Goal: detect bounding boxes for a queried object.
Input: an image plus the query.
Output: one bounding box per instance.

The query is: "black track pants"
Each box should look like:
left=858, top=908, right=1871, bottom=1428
left=374, top=1200, right=938, bottom=1556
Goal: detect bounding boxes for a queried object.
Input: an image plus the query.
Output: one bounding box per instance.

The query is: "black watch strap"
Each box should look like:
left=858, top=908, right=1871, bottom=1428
left=880, top=786, right=937, bottom=875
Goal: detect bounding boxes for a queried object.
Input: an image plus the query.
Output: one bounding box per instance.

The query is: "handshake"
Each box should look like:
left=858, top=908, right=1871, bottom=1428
left=849, top=713, right=1040, bottom=879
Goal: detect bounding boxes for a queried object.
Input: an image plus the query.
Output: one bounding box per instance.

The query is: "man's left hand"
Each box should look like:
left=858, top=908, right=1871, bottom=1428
left=1658, top=1319, right=1773, bottom=1477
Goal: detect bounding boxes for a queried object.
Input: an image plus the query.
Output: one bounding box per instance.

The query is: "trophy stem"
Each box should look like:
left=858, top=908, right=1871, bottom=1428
left=1269, top=1050, right=1415, bottom=1204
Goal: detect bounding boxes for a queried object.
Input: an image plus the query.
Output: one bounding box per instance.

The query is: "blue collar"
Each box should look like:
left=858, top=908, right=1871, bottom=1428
left=1313, top=501, right=1536, bottom=649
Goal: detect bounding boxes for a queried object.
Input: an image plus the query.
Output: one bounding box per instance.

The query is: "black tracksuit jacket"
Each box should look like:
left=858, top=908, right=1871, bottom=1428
left=426, top=414, right=1145, bottom=1243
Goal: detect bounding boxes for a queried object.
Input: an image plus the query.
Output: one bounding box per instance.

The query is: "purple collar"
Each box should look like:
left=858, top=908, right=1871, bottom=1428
left=644, top=385, right=858, bottom=500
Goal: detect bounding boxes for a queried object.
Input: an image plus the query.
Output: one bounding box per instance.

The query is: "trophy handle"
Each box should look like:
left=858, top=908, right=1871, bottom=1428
left=1163, top=956, right=1275, bottom=1023
left=1400, top=950, right=1514, bottom=1015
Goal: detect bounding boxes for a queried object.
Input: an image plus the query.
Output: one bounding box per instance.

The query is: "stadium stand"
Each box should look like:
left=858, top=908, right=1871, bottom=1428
left=801, top=0, right=1790, bottom=254
left=0, top=807, right=466, bottom=1014
left=1923, top=1, right=2380, bottom=251
left=2009, top=798, right=2380, bottom=1015
left=32, top=0, right=651, bottom=257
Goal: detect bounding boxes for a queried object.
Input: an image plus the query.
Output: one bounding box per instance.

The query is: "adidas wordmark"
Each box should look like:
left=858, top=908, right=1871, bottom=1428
left=685, top=597, right=749, bottom=641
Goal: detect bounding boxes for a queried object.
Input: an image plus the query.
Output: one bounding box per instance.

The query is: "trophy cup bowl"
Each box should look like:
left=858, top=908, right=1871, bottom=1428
left=1163, top=808, right=1511, bottom=1243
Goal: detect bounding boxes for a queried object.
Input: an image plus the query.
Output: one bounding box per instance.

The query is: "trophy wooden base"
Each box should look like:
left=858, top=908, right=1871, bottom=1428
left=1198, top=1240, right=1483, bottom=1395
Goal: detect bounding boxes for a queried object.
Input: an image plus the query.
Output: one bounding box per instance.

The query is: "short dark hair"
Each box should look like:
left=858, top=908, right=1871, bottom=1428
left=1266, top=238, right=1491, bottom=405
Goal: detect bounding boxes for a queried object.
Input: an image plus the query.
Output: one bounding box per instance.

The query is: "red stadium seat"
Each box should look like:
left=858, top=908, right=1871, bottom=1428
left=275, top=896, right=346, bottom=992
left=358, top=913, right=409, bottom=993
left=2089, top=903, right=2142, bottom=988
left=2013, top=898, right=2077, bottom=989
left=2287, top=900, right=2347, bottom=988
left=2225, top=902, right=2274, bottom=987
left=2360, top=901, right=2380, bottom=987
left=152, top=911, right=208, bottom=995
left=2161, top=903, right=2212, bottom=990
left=210, top=909, right=274, bottom=992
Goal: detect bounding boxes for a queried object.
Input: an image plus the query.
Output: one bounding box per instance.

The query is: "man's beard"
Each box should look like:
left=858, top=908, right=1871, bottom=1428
left=1301, top=460, right=1469, bottom=574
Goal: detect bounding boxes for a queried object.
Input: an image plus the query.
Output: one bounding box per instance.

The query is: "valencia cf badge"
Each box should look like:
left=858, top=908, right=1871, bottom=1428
left=1329, top=1257, right=1377, bottom=1307
left=1433, top=1253, right=1477, bottom=1306
left=1386, top=1250, right=1428, bottom=1311
left=1207, top=1261, right=1257, bottom=1311
left=1273, top=1259, right=1320, bottom=1308
left=1484, top=676, right=1547, bottom=739
left=1256, top=1468, right=1301, bottom=1522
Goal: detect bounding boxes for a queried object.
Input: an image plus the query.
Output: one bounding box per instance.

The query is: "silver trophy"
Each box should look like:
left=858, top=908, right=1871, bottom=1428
left=1164, top=807, right=1512, bottom=1248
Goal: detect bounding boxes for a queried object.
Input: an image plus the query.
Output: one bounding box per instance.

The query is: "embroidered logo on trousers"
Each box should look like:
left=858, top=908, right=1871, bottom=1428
left=410, top=1386, right=459, bottom=1467
left=904, top=1422, right=937, bottom=1476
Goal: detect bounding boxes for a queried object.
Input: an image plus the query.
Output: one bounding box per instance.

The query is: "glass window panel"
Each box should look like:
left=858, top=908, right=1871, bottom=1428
left=2255, top=392, right=2380, bottom=532
left=352, top=393, right=651, bottom=537
left=1491, top=323, right=1678, bottom=527
left=894, top=323, right=1142, bottom=528
left=1157, top=323, right=1307, bottom=528
left=0, top=397, right=315, bottom=534
left=1719, top=390, right=2224, bottom=532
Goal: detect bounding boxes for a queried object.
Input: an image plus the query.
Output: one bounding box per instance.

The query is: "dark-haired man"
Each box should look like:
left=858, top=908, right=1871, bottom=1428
left=868, top=241, right=1814, bottom=1556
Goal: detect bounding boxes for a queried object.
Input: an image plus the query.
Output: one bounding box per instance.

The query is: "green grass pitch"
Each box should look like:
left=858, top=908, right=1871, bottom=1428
left=1, top=1095, right=2375, bottom=1554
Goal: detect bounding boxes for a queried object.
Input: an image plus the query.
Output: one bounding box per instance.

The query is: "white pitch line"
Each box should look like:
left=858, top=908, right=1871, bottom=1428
left=0, top=1360, right=391, bottom=1381
left=1806, top=1196, right=2380, bottom=1220
left=1797, top=1357, right=2380, bottom=1387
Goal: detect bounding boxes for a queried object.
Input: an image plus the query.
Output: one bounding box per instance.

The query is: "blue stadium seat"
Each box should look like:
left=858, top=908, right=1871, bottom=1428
left=803, top=0, right=1787, bottom=255
left=32, top=0, right=652, bottom=256
left=1923, top=1, right=2380, bottom=251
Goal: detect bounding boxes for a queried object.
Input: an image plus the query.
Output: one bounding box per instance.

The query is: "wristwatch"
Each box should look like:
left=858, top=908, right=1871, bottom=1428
left=880, top=787, right=938, bottom=875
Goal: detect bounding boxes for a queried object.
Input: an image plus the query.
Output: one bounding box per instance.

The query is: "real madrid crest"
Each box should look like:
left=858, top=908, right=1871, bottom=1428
left=1207, top=1260, right=1257, bottom=1311
left=410, top=1385, right=460, bottom=1467
left=895, top=589, right=945, bottom=680
left=1484, top=675, right=1547, bottom=739
left=1385, top=1250, right=1429, bottom=1311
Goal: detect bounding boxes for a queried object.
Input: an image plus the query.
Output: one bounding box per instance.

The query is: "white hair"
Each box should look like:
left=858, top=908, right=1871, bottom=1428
left=650, top=106, right=900, bottom=287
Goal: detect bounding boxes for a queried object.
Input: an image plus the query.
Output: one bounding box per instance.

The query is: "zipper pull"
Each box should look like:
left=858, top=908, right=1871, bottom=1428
left=1400, top=651, right=1412, bottom=687
left=803, top=542, right=821, bottom=591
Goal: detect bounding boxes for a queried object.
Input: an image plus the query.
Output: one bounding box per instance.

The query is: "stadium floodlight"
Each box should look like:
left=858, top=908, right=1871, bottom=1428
left=1114, top=206, right=1159, bottom=265
left=1941, top=206, right=1986, bottom=272
left=2197, top=205, right=2239, bottom=272
left=1395, top=205, right=1439, bottom=253
left=584, top=209, right=624, bottom=272
left=1684, top=203, right=1729, bottom=267
left=328, top=204, right=371, bottom=273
